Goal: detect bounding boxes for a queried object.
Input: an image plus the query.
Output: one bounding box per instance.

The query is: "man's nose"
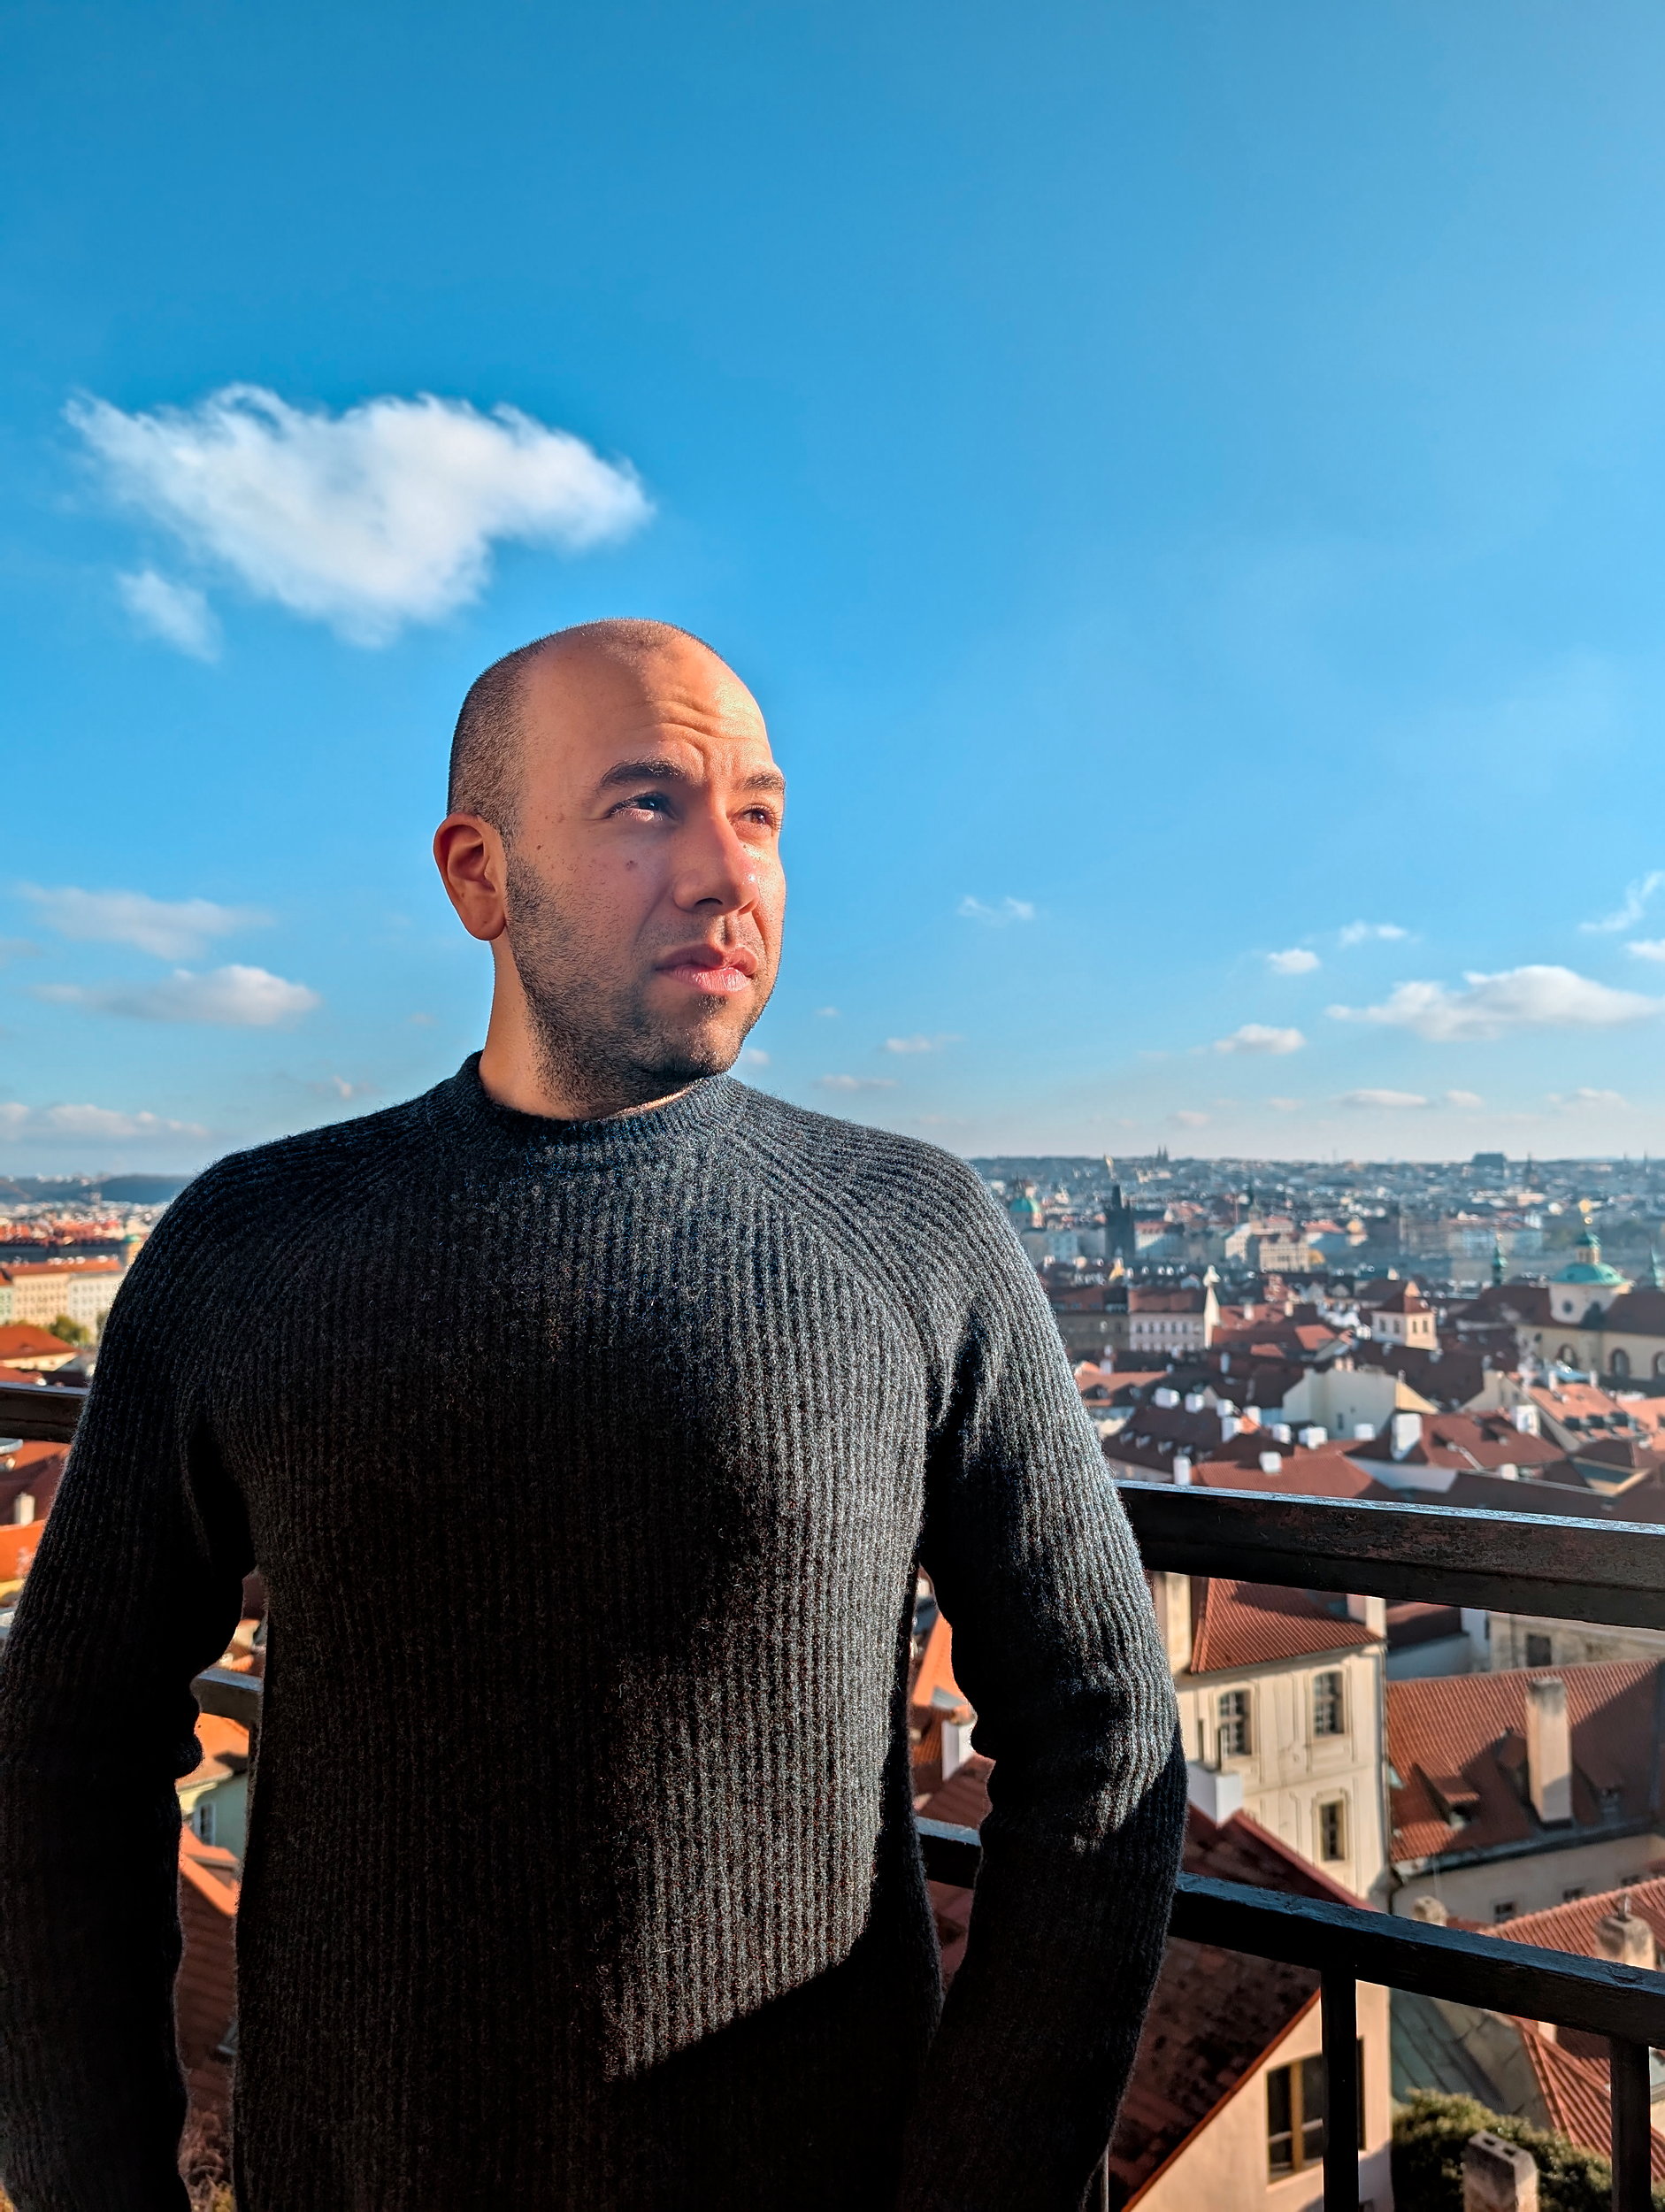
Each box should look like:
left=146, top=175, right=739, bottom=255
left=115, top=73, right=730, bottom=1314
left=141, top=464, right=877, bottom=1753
left=671, top=811, right=759, bottom=913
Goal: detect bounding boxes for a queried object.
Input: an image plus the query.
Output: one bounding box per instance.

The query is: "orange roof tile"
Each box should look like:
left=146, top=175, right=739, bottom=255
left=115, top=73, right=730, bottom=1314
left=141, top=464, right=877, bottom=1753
left=1187, top=1578, right=1379, bottom=1676
left=0, top=1523, right=42, bottom=1582
left=911, top=1612, right=969, bottom=1716
left=1388, top=1661, right=1664, bottom=1863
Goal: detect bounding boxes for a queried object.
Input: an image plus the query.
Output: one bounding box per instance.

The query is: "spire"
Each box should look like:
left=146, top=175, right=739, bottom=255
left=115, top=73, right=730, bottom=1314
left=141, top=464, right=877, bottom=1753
left=1491, top=1239, right=1506, bottom=1289
left=1652, top=1249, right=1663, bottom=1291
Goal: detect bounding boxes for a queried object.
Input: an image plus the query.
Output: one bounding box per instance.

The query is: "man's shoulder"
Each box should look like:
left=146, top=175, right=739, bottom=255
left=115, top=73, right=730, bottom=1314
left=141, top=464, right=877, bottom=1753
left=161, top=1093, right=439, bottom=1230
left=727, top=1085, right=999, bottom=1233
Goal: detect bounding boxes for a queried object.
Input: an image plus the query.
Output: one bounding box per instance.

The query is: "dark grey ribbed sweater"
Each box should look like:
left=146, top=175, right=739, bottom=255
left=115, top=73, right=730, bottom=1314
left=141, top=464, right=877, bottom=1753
left=0, top=1059, right=1183, bottom=2212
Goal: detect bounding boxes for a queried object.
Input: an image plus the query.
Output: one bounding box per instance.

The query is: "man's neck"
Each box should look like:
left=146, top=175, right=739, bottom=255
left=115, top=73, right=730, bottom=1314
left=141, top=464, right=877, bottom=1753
left=477, top=1016, right=694, bottom=1125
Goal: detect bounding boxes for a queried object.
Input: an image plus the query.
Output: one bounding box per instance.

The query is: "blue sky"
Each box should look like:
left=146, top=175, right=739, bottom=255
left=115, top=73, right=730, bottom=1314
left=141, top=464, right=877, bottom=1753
left=7, top=1, right=1665, bottom=1172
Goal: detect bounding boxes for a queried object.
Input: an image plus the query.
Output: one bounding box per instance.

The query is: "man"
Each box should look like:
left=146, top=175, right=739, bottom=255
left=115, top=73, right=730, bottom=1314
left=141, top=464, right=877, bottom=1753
left=0, top=620, right=1183, bottom=2210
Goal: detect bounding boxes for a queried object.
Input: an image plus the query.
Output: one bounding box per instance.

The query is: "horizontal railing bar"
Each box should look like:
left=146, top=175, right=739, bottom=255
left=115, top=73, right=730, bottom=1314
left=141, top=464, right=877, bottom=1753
left=0, top=1381, right=87, bottom=1446
left=915, top=1825, right=1665, bottom=2046
left=193, top=1667, right=262, bottom=1728
left=1119, top=1479, right=1665, bottom=1628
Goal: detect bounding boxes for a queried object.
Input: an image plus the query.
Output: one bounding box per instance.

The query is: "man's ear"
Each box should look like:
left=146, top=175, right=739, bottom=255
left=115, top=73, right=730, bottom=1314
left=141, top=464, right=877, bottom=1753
left=434, top=814, right=509, bottom=942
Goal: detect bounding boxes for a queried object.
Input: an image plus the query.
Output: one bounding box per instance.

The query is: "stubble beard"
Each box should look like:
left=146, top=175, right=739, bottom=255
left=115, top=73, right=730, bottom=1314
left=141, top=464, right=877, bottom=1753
left=503, top=852, right=750, bottom=1111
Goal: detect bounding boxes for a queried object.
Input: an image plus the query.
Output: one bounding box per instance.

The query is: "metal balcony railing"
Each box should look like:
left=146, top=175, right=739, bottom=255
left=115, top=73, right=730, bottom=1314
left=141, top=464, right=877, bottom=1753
left=10, top=1380, right=1665, bottom=2209
left=925, top=1479, right=1665, bottom=2212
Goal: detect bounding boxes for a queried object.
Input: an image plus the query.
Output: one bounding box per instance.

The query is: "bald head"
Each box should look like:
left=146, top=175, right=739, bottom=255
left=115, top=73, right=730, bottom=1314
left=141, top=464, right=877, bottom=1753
left=448, top=618, right=733, bottom=838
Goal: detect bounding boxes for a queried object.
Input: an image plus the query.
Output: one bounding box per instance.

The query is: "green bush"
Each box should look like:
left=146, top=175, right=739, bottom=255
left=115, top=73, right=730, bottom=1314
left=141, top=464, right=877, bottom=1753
left=1392, top=2089, right=1665, bottom=2212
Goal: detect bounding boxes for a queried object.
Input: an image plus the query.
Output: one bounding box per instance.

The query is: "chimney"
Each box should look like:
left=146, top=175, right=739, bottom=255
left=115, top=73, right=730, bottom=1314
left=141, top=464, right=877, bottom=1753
left=1392, top=1410, right=1423, bottom=1461
left=1524, top=1675, right=1572, bottom=1825
left=1462, top=2131, right=1539, bottom=2212
left=1347, top=1593, right=1386, bottom=1635
left=1184, top=1392, right=1205, bottom=1413
left=1301, top=1425, right=1328, bottom=1447
left=1185, top=1761, right=1244, bottom=1824
left=1171, top=1454, right=1193, bottom=1486
left=1148, top=1571, right=1193, bottom=1672
left=1512, top=1402, right=1540, bottom=1436
left=1411, top=1893, right=1449, bottom=1924
left=1596, top=1893, right=1655, bottom=1970
left=940, top=1717, right=975, bottom=1782
left=1354, top=1421, right=1375, bottom=1440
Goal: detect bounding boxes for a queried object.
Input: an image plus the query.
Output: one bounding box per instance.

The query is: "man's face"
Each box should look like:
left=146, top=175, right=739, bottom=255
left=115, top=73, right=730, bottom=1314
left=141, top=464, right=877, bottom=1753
left=499, top=641, right=785, bottom=1101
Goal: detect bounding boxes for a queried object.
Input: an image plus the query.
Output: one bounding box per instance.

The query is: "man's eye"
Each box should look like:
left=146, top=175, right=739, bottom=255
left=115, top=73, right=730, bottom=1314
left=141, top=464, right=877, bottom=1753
left=616, top=792, right=669, bottom=816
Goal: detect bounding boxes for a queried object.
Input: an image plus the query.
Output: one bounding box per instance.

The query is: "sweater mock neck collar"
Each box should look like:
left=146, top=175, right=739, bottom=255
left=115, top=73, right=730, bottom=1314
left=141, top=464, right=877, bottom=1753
left=431, top=1052, right=743, bottom=1169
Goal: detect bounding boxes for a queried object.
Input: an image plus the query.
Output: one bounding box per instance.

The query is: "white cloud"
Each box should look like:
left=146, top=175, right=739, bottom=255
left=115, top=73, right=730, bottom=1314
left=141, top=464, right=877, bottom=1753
left=1266, top=1097, right=1304, bottom=1112
left=1327, top=966, right=1661, bottom=1042
left=957, top=895, right=1036, bottom=926
left=884, top=1033, right=962, bottom=1054
left=1339, top=921, right=1409, bottom=947
left=815, top=1006, right=840, bottom=1018
left=19, top=883, right=269, bottom=961
left=1548, top=1087, right=1629, bottom=1110
left=306, top=1076, right=380, bottom=1100
left=1339, top=1088, right=1429, bottom=1110
left=1214, top=1023, right=1305, bottom=1056
left=117, top=568, right=219, bottom=659
left=37, top=964, right=320, bottom=1026
left=1583, top=872, right=1665, bottom=933
left=69, top=385, right=650, bottom=646
left=0, top=1101, right=207, bottom=1141
left=0, top=939, right=39, bottom=966
left=1628, top=940, right=1665, bottom=962
left=740, top=1047, right=770, bottom=1067
left=1171, top=1110, right=1210, bottom=1129
left=1444, top=1090, right=1485, bottom=1109
left=1266, top=948, right=1320, bottom=975
left=816, top=1073, right=898, bottom=1092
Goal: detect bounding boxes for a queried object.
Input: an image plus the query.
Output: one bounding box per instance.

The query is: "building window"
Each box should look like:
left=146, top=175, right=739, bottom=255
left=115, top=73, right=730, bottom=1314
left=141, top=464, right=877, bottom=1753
left=1317, top=1799, right=1347, bottom=1862
left=1525, top=1633, right=1553, bottom=1668
left=1612, top=1348, right=1631, bottom=1379
left=1218, top=1688, right=1252, bottom=1758
left=1562, top=1887, right=1585, bottom=1903
left=192, top=1798, right=216, bottom=1846
left=1492, top=1900, right=1516, bottom=1922
left=1266, top=2046, right=1364, bottom=2177
left=1313, top=1670, right=1346, bottom=1738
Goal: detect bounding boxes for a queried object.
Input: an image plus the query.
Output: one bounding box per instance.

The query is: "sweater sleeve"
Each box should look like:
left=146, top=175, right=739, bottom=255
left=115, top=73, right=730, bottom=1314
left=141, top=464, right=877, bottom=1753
left=0, top=1185, right=253, bottom=2211
left=898, top=1186, right=1185, bottom=2212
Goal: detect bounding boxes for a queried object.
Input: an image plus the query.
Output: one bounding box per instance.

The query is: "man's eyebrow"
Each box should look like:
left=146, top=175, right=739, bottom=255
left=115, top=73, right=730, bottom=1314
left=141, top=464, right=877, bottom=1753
left=594, top=758, right=786, bottom=797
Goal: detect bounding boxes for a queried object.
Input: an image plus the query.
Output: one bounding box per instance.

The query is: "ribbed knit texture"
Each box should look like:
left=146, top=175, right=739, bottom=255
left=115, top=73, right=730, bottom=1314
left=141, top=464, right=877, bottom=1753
left=0, top=1058, right=1184, bottom=2212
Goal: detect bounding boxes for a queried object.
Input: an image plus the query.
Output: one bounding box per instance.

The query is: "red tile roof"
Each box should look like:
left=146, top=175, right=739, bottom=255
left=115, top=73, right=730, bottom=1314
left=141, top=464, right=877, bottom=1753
left=0, top=1523, right=42, bottom=1583
left=1515, top=2023, right=1665, bottom=2184
left=1388, top=1661, right=1664, bottom=1864
left=0, top=1324, right=78, bottom=1362
left=178, top=1830, right=239, bottom=2119
left=1187, top=1578, right=1379, bottom=1676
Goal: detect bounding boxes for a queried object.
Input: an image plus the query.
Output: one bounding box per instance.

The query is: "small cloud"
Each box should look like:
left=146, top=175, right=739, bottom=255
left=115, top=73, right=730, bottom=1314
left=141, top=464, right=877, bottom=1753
left=740, top=1047, right=770, bottom=1067
left=1171, top=1110, right=1210, bottom=1129
left=0, top=939, right=40, bottom=966
left=1583, top=872, right=1665, bottom=933
left=883, top=1033, right=962, bottom=1055
left=1628, top=940, right=1665, bottom=963
left=19, top=883, right=269, bottom=961
left=1548, top=1087, right=1629, bottom=1110
left=816, top=1073, right=898, bottom=1093
left=1266, top=948, right=1320, bottom=975
left=0, top=1100, right=208, bottom=1141
left=1214, top=1023, right=1305, bottom=1056
left=1266, top=1097, right=1304, bottom=1112
left=307, top=1075, right=380, bottom=1100
left=408, top=1011, right=437, bottom=1025
left=69, top=385, right=651, bottom=648
left=1338, top=1088, right=1429, bottom=1110
left=1444, top=1089, right=1485, bottom=1109
left=37, top=964, right=320, bottom=1027
left=1328, top=966, right=1661, bottom=1041
left=1339, top=921, right=1409, bottom=946
left=957, top=895, right=1036, bottom=927
left=815, top=1006, right=840, bottom=1018
left=117, top=568, right=220, bottom=659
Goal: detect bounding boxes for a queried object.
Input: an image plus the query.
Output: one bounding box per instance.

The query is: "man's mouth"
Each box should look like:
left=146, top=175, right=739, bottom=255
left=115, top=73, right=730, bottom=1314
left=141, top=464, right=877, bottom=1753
left=656, top=946, right=759, bottom=997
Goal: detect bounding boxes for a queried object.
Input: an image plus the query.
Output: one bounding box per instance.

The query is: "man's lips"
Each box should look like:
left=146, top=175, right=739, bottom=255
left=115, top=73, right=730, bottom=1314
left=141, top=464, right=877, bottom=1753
left=656, top=947, right=760, bottom=996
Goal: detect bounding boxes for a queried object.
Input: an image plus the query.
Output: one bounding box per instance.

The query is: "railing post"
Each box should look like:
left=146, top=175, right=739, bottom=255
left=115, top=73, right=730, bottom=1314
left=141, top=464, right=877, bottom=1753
left=1321, top=1966, right=1359, bottom=2212
left=1609, top=2036, right=1650, bottom=2212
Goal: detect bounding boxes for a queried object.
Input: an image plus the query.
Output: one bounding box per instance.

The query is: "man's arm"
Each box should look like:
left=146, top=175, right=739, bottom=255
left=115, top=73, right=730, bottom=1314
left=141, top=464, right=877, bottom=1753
left=900, top=1190, right=1185, bottom=2212
left=0, top=1190, right=252, bottom=2210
